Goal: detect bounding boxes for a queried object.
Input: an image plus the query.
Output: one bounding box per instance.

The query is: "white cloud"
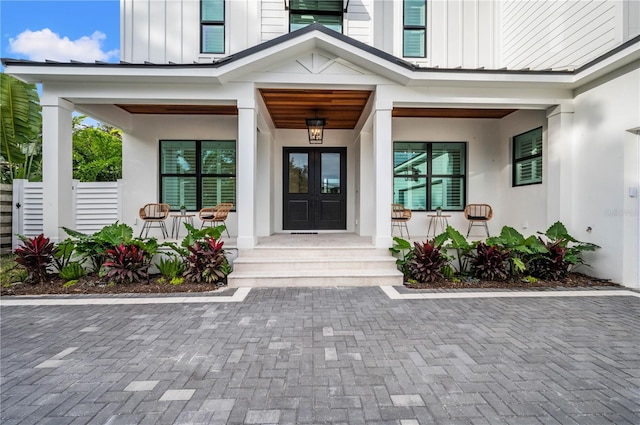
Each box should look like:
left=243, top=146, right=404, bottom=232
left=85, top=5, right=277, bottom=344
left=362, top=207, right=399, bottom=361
left=9, top=28, right=119, bottom=62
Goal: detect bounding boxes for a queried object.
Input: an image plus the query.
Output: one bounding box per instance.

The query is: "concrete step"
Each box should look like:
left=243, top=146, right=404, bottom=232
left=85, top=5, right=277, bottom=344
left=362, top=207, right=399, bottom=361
left=239, top=247, right=392, bottom=258
left=232, top=256, right=398, bottom=273
left=228, top=245, right=404, bottom=287
left=227, top=269, right=404, bottom=287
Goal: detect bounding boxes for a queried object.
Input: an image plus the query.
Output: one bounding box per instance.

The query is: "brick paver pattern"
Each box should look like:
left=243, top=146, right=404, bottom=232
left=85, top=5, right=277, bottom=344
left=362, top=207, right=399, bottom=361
left=1, top=287, right=639, bottom=424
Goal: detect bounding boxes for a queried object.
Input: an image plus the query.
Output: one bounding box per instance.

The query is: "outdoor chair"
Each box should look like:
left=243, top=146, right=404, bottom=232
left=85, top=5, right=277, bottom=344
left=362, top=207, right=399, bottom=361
left=464, top=203, right=493, bottom=237
left=391, top=204, right=412, bottom=239
left=139, top=203, right=170, bottom=238
left=199, top=203, right=233, bottom=237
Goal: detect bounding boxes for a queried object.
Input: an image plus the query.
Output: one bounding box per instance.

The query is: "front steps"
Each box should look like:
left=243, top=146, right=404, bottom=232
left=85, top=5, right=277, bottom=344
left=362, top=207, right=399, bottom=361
left=228, top=246, right=404, bottom=287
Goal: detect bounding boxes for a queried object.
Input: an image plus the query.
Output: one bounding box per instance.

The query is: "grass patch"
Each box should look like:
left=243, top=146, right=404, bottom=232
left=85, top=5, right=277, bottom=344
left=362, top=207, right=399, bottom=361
left=0, top=254, right=27, bottom=286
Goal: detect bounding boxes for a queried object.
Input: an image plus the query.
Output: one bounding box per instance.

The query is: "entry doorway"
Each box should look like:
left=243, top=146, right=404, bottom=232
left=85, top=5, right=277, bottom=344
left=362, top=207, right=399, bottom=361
left=283, top=147, right=347, bottom=230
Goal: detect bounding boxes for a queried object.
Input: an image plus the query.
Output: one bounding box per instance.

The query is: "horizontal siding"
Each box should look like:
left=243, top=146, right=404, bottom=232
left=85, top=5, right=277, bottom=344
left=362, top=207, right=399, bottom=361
left=74, top=182, right=120, bottom=234
left=22, top=183, right=43, bottom=238
left=12, top=181, right=121, bottom=246
left=261, top=0, right=287, bottom=42
left=501, top=0, right=620, bottom=70
left=0, top=184, right=12, bottom=253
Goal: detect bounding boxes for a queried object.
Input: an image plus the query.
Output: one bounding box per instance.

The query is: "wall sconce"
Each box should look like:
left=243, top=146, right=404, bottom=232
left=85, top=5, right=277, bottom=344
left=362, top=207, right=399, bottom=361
left=306, top=111, right=326, bottom=144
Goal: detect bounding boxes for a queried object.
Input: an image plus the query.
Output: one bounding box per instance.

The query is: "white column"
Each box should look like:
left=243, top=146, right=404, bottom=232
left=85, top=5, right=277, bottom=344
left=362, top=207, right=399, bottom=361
left=236, top=104, right=257, bottom=249
left=41, top=95, right=74, bottom=242
left=373, top=106, right=393, bottom=248
left=546, top=103, right=574, bottom=227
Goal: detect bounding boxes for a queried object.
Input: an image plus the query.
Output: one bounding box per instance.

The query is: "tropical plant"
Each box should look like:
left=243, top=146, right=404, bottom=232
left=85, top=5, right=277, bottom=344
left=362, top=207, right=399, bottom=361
left=63, top=222, right=136, bottom=272
left=52, top=238, right=76, bottom=272
left=389, top=237, right=414, bottom=276
left=72, top=116, right=122, bottom=182
left=14, top=233, right=55, bottom=283
left=102, top=243, right=149, bottom=284
left=438, top=226, right=474, bottom=275
left=467, top=242, right=511, bottom=281
left=156, top=255, right=185, bottom=279
left=0, top=74, right=42, bottom=183
left=407, top=240, right=448, bottom=283
left=58, top=262, right=85, bottom=281
left=183, top=236, right=228, bottom=284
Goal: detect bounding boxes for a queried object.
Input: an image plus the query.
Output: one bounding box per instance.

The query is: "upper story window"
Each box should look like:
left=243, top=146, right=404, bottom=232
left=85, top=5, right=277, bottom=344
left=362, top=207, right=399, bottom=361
left=393, top=142, right=466, bottom=211
left=403, top=0, right=426, bottom=58
left=289, top=0, right=343, bottom=33
left=201, top=0, right=225, bottom=54
left=513, top=127, right=543, bottom=186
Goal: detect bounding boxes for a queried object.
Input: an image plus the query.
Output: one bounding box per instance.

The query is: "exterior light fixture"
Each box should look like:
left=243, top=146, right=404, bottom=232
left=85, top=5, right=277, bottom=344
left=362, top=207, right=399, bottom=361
left=306, top=111, right=326, bottom=144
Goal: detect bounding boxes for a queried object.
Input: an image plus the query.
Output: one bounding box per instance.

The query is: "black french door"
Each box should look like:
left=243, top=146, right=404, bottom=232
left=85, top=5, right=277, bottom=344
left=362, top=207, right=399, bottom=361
left=283, top=147, right=347, bottom=230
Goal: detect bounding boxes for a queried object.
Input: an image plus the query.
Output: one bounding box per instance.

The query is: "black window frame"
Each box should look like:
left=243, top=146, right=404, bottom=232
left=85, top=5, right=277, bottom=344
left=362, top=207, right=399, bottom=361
left=403, top=0, right=427, bottom=58
left=159, top=140, right=236, bottom=211
left=393, top=141, right=467, bottom=212
left=201, top=0, right=225, bottom=54
left=512, top=126, right=543, bottom=187
left=288, top=0, right=344, bottom=33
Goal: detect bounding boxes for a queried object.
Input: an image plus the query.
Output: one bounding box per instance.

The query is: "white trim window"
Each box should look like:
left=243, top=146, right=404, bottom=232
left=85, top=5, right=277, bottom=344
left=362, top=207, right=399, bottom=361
left=513, top=127, right=543, bottom=186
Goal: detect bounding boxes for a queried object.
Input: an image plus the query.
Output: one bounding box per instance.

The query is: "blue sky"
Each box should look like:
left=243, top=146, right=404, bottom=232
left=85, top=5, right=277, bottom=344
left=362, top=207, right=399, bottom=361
left=1, top=0, right=120, bottom=63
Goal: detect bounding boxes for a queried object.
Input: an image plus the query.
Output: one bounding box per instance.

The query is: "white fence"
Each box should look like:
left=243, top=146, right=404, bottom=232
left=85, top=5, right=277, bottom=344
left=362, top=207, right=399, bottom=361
left=12, top=179, right=122, bottom=250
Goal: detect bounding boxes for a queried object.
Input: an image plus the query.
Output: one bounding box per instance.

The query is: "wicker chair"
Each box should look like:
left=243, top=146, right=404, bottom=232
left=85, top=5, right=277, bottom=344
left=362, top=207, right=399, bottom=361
left=391, top=204, right=412, bottom=239
left=464, top=204, right=493, bottom=237
left=199, top=203, right=233, bottom=237
left=139, top=203, right=170, bottom=238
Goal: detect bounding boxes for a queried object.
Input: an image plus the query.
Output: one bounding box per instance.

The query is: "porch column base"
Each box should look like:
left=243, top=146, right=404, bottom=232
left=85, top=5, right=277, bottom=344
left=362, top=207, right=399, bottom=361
left=236, top=236, right=257, bottom=249
left=374, top=235, right=393, bottom=249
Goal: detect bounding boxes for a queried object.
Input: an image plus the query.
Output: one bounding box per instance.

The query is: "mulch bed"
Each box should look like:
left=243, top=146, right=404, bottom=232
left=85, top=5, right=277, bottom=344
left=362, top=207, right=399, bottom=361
left=1, top=274, right=225, bottom=296
left=1, top=271, right=620, bottom=296
left=403, top=272, right=620, bottom=290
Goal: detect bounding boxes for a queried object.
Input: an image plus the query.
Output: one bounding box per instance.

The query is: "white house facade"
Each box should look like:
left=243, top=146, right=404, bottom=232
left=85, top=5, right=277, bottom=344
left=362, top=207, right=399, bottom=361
left=3, top=0, right=640, bottom=288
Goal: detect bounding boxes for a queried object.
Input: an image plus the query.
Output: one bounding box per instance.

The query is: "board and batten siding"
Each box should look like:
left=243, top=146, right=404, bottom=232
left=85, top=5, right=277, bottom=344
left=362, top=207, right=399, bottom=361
left=501, top=0, right=620, bottom=70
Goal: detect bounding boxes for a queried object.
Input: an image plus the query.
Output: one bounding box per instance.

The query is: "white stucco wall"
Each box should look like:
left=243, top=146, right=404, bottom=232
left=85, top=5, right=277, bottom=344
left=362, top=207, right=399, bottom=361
left=122, top=114, right=239, bottom=238
left=498, top=110, right=548, bottom=235
left=572, top=62, right=640, bottom=288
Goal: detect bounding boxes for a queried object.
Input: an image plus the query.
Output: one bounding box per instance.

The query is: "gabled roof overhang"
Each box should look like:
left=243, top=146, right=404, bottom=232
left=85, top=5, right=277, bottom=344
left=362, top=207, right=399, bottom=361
left=4, top=25, right=637, bottom=90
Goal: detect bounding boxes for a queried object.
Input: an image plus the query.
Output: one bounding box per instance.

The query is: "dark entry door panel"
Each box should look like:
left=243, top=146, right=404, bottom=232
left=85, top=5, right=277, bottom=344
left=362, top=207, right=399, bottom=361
left=283, top=148, right=346, bottom=230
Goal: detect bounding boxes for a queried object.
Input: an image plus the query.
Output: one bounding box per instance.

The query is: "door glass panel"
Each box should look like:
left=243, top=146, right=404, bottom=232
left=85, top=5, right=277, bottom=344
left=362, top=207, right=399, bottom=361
left=288, top=153, right=309, bottom=193
left=320, top=153, right=341, bottom=194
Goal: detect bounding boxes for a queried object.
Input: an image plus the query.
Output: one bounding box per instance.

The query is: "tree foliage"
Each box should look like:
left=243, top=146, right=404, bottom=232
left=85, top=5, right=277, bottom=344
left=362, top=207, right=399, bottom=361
left=0, top=73, right=42, bottom=182
left=72, top=116, right=122, bottom=181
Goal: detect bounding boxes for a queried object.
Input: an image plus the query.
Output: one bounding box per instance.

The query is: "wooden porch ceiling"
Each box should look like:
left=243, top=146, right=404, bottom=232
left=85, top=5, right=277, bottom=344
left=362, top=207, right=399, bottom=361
left=115, top=90, right=517, bottom=127
left=258, top=89, right=373, bottom=129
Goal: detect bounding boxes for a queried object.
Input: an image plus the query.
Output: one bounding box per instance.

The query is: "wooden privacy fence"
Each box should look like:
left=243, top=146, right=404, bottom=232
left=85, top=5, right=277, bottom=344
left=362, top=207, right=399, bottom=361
left=11, top=179, right=122, bottom=251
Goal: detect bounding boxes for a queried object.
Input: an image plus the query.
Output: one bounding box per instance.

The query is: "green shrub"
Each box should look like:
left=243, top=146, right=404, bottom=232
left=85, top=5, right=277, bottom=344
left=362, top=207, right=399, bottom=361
left=58, top=262, right=85, bottom=281
left=157, top=256, right=185, bottom=279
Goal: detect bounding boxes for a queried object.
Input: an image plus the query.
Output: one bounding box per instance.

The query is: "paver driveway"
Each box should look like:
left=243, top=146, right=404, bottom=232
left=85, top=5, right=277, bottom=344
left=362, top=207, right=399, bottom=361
left=1, top=287, right=639, bottom=424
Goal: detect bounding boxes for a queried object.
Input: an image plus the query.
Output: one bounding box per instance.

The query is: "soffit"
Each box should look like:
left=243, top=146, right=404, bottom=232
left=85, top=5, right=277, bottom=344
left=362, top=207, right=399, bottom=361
left=113, top=92, right=517, bottom=129
left=259, top=88, right=372, bottom=129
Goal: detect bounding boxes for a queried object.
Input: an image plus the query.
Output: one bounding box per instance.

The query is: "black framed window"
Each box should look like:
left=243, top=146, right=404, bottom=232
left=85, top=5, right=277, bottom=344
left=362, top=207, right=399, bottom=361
left=403, top=0, right=426, bottom=58
left=513, top=127, right=543, bottom=186
left=201, top=0, right=225, bottom=54
left=160, top=140, right=236, bottom=210
left=393, top=142, right=466, bottom=211
left=289, top=0, right=343, bottom=32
